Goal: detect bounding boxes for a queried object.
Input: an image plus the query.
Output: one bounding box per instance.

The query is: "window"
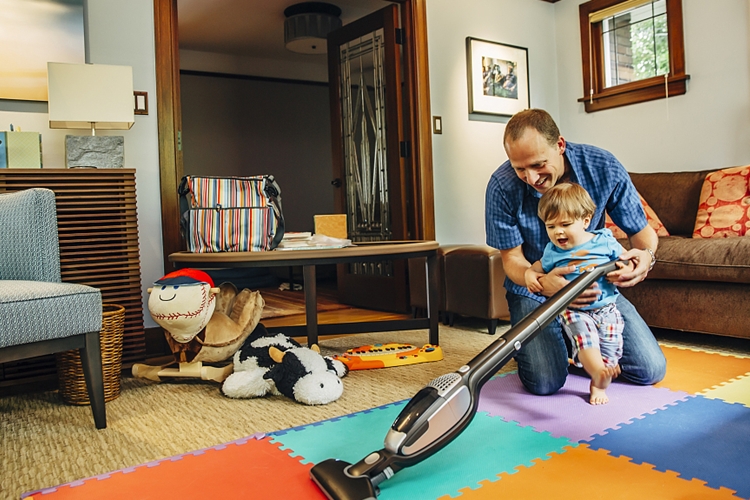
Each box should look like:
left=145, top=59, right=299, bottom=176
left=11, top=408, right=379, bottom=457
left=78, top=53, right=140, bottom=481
left=578, top=0, right=689, bottom=112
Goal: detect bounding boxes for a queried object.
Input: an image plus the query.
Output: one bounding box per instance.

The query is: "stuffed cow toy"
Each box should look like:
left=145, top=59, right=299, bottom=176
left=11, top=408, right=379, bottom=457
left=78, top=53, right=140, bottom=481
left=222, top=323, right=348, bottom=405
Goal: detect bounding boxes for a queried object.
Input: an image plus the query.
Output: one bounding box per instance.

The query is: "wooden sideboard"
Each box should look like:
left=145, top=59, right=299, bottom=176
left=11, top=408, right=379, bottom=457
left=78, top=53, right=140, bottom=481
left=0, top=169, right=146, bottom=390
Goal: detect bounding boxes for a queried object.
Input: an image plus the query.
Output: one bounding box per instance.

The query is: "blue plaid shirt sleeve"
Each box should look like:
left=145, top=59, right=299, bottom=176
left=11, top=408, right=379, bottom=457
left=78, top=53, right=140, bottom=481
left=485, top=168, right=524, bottom=251
left=604, top=168, right=647, bottom=236
left=568, top=143, right=647, bottom=236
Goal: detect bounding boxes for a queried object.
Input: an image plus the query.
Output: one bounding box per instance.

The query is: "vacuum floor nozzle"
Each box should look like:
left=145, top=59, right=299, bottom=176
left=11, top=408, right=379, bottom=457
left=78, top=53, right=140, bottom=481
left=310, top=459, right=377, bottom=500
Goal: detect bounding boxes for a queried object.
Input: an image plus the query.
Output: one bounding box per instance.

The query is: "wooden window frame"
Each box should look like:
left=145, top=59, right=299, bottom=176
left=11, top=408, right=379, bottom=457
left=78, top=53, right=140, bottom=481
left=578, top=0, right=689, bottom=113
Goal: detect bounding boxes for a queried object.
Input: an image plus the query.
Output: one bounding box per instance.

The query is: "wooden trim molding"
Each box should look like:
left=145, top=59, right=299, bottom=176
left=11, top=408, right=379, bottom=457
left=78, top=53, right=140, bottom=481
left=154, top=0, right=184, bottom=273
left=403, top=0, right=436, bottom=240
left=578, top=0, right=689, bottom=113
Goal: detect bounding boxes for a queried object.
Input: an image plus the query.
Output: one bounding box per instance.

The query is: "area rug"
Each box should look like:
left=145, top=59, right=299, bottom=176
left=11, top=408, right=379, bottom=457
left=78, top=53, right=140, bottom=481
left=23, top=345, right=750, bottom=499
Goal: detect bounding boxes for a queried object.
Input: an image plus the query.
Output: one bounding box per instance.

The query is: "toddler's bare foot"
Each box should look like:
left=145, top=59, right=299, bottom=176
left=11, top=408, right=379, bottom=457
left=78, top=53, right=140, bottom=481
left=589, top=368, right=613, bottom=405
left=589, top=382, right=609, bottom=405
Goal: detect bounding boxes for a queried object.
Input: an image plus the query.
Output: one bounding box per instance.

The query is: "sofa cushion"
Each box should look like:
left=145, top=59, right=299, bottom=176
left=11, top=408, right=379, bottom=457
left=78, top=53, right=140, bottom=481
left=630, top=170, right=716, bottom=237
left=693, top=166, right=750, bottom=238
left=620, top=236, right=750, bottom=284
left=606, top=194, right=669, bottom=239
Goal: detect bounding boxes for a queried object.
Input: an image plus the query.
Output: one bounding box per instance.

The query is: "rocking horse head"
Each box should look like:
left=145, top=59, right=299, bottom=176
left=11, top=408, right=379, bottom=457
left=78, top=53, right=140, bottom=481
left=147, top=269, right=220, bottom=343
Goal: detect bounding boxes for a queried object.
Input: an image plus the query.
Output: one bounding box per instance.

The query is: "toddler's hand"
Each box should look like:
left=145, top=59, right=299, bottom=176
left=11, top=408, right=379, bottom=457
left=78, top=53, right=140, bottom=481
left=525, top=268, right=544, bottom=293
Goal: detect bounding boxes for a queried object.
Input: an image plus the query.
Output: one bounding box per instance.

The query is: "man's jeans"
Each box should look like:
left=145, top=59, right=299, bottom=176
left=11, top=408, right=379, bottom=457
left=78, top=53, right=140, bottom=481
left=507, top=292, right=666, bottom=395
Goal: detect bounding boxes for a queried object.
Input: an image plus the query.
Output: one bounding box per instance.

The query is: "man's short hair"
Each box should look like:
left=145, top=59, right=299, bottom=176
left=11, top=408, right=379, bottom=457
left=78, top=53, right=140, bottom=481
left=504, top=109, right=561, bottom=147
left=538, top=182, right=597, bottom=223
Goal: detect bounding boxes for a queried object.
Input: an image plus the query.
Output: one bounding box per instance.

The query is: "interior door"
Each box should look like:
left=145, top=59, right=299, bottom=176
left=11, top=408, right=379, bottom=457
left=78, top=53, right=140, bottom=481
left=328, top=4, right=411, bottom=313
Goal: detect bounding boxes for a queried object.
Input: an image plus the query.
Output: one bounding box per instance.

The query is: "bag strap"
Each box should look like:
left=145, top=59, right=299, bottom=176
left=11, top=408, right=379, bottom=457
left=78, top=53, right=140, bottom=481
left=178, top=176, right=192, bottom=244
left=264, top=175, right=285, bottom=250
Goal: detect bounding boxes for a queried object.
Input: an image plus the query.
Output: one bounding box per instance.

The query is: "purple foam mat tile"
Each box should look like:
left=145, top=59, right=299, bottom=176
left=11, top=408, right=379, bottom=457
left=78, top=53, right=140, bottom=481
left=478, top=372, right=690, bottom=442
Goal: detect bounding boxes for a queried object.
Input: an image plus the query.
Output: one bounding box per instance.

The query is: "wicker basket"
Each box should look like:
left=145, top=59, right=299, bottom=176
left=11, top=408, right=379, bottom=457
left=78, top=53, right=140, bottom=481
left=56, top=304, right=125, bottom=405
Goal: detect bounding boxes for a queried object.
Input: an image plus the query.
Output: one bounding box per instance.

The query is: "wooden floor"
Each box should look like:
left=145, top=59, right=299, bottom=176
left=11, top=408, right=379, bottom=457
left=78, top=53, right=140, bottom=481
left=260, top=284, right=411, bottom=329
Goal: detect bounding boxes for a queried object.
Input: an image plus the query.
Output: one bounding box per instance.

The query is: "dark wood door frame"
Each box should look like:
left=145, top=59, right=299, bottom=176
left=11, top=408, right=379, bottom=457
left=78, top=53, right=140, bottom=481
left=153, top=0, right=435, bottom=273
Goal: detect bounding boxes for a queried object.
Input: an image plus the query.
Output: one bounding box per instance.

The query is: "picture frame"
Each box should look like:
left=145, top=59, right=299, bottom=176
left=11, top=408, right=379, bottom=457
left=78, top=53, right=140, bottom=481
left=466, top=37, right=529, bottom=116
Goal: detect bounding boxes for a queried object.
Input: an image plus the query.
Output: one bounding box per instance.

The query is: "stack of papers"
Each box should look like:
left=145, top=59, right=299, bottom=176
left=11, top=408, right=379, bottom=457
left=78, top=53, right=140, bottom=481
left=276, top=233, right=353, bottom=251
left=282, top=232, right=312, bottom=241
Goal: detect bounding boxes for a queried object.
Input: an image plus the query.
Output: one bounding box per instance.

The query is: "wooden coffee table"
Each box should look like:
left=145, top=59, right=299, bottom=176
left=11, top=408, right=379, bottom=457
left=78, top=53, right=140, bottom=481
left=169, top=240, right=440, bottom=347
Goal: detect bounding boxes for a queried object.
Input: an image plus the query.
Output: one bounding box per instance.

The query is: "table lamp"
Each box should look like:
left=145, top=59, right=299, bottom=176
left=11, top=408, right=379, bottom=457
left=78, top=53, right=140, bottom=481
left=47, top=62, right=134, bottom=168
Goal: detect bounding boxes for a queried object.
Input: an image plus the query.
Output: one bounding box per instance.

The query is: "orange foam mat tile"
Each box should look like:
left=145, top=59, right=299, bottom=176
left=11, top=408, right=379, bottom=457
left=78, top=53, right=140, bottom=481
left=446, top=444, right=741, bottom=500
left=655, top=346, right=750, bottom=395
left=25, top=436, right=325, bottom=500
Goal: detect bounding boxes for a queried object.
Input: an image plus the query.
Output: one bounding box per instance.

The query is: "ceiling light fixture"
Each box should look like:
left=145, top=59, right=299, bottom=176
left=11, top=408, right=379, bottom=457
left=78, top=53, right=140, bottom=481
left=284, top=2, right=342, bottom=55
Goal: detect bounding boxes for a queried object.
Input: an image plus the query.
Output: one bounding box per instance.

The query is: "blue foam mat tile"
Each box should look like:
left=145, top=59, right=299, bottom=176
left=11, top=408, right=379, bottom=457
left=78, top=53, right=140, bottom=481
left=587, top=395, right=750, bottom=498
left=270, top=401, right=574, bottom=500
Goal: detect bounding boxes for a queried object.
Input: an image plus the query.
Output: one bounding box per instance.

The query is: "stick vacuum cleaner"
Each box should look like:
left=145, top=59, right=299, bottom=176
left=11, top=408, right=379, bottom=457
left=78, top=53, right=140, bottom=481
left=310, top=260, right=620, bottom=500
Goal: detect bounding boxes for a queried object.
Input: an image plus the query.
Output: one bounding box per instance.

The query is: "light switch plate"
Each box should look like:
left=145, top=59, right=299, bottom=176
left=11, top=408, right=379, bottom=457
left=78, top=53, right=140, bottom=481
left=433, top=116, right=442, bottom=134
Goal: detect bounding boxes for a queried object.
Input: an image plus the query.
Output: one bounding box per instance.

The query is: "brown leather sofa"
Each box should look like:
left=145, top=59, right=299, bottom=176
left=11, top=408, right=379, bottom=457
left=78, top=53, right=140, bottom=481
left=619, top=169, right=750, bottom=340
left=410, top=245, right=509, bottom=335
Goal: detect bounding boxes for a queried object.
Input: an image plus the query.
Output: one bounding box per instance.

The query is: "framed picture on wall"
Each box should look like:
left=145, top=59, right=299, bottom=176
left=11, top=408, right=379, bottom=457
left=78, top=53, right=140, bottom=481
left=466, top=37, right=529, bottom=116
left=0, top=0, right=85, bottom=101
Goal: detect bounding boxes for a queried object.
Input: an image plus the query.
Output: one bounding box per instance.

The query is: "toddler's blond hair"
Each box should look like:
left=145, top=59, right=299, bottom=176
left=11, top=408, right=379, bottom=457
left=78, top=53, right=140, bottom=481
left=538, top=183, right=597, bottom=223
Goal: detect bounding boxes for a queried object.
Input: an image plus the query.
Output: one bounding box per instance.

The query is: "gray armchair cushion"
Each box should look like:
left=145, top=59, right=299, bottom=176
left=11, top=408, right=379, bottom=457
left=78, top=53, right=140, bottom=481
left=0, top=188, right=61, bottom=282
left=0, top=280, right=102, bottom=348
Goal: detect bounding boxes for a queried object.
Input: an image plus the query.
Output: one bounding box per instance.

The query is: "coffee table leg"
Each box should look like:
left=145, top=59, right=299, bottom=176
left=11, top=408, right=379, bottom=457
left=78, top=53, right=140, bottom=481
left=303, top=264, right=318, bottom=347
left=426, top=252, right=439, bottom=345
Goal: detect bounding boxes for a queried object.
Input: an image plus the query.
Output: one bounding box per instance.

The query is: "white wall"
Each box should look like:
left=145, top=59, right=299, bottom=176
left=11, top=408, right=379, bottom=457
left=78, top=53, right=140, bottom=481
left=86, top=0, right=162, bottom=328
left=555, top=0, right=750, bottom=173
left=426, top=0, right=558, bottom=245
left=0, top=0, right=163, bottom=328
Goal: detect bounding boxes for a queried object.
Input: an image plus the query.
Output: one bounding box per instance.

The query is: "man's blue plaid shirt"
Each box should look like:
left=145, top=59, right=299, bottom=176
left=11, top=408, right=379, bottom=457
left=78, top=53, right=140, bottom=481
left=485, top=141, right=647, bottom=302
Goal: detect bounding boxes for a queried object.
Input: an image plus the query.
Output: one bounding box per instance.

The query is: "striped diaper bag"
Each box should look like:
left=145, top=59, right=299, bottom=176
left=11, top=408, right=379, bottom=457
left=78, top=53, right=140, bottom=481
left=178, top=175, right=285, bottom=252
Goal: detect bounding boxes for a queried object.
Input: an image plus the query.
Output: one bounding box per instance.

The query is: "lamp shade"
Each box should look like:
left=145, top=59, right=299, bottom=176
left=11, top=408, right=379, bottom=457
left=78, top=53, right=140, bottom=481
left=47, top=62, right=134, bottom=130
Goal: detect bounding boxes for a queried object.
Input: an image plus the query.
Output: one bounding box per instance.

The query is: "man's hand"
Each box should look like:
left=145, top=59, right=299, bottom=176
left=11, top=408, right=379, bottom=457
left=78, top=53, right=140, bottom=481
left=608, top=249, right=651, bottom=287
left=538, top=265, right=600, bottom=308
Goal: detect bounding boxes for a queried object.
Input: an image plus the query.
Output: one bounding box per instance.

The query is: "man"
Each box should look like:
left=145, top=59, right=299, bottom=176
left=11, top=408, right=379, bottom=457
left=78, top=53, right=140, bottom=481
left=485, top=109, right=666, bottom=396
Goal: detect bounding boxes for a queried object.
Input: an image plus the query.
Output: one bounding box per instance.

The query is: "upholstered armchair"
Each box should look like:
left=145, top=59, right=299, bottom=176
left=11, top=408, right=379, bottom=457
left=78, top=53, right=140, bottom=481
left=0, top=188, right=106, bottom=429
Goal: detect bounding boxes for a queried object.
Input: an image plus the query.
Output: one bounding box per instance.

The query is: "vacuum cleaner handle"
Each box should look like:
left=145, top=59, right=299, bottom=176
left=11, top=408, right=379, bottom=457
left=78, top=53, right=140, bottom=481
left=465, top=258, right=621, bottom=389
left=384, top=259, right=621, bottom=462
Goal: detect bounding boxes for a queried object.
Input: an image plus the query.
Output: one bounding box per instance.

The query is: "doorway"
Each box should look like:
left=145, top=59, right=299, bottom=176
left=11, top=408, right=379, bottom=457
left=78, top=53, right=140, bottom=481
left=152, top=0, right=435, bottom=280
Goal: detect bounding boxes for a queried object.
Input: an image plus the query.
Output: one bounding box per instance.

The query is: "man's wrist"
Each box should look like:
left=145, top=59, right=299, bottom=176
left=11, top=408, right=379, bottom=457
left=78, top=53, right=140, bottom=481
left=642, top=248, right=656, bottom=271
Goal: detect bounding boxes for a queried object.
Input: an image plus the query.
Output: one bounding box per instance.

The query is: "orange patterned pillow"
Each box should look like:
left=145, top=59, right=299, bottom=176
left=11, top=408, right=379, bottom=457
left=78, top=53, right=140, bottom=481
left=693, top=166, right=750, bottom=238
left=605, top=194, right=670, bottom=239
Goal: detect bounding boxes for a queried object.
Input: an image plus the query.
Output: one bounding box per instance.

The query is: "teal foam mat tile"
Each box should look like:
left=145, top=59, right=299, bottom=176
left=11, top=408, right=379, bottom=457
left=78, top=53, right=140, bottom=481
left=270, top=402, right=574, bottom=499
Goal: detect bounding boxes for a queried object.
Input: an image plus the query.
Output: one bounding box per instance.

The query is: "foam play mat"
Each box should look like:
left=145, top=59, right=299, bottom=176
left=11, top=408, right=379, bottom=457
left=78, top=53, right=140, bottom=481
left=24, top=345, right=750, bottom=499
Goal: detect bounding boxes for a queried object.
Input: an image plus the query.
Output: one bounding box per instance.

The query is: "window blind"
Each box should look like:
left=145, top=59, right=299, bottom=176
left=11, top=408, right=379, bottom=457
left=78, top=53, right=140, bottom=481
left=589, top=0, right=655, bottom=23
